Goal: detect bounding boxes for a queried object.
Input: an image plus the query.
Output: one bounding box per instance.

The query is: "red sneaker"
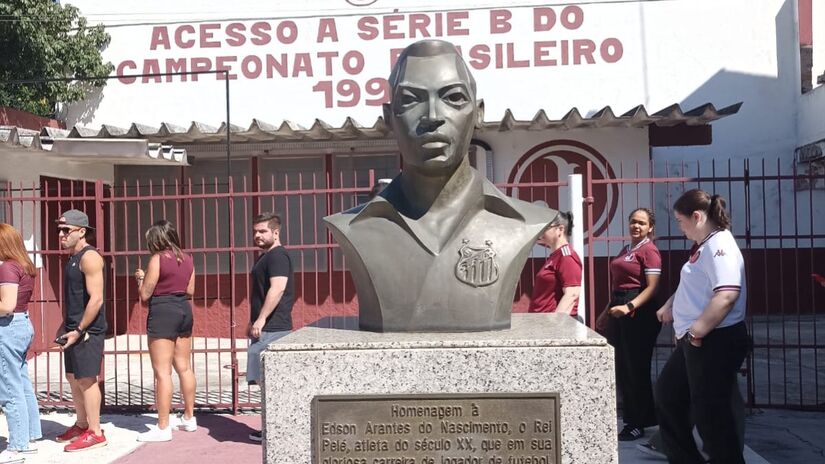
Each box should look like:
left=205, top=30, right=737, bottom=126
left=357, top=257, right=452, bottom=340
left=64, top=429, right=107, bottom=452
left=55, top=424, right=88, bottom=443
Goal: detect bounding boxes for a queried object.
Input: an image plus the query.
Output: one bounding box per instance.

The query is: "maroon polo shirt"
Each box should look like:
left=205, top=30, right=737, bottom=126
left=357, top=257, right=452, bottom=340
left=0, top=260, right=34, bottom=312
left=529, top=244, right=583, bottom=316
left=610, top=237, right=662, bottom=290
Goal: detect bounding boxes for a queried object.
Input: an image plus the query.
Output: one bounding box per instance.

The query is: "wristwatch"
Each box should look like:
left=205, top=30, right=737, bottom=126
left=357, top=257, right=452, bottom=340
left=625, top=301, right=636, bottom=315
left=686, top=331, right=702, bottom=343
left=76, top=327, right=87, bottom=338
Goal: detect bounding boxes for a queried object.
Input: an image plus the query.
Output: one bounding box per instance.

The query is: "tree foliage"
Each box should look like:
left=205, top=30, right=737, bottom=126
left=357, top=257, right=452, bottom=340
left=0, top=0, right=113, bottom=117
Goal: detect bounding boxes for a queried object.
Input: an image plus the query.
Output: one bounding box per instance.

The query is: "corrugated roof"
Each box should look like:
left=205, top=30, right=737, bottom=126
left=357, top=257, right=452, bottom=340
left=0, top=125, right=187, bottom=164
left=60, top=103, right=741, bottom=144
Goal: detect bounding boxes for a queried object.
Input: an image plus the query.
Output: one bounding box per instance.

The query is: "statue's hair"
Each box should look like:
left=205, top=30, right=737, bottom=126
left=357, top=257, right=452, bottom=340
left=388, top=40, right=476, bottom=97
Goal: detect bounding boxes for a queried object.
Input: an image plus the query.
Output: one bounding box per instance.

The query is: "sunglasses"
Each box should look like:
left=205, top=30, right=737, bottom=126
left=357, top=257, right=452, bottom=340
left=56, top=226, right=81, bottom=235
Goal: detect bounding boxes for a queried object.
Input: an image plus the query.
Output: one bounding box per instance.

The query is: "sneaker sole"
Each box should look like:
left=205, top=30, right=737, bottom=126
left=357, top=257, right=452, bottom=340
left=65, top=441, right=108, bottom=452
left=55, top=435, right=86, bottom=444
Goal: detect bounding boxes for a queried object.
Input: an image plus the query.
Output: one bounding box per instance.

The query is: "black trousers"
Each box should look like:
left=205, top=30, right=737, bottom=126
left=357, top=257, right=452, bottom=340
left=608, top=289, right=661, bottom=428
left=655, top=321, right=750, bottom=464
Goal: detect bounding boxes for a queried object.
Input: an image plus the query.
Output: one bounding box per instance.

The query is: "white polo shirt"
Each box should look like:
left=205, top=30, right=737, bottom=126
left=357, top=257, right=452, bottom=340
left=672, top=229, right=747, bottom=338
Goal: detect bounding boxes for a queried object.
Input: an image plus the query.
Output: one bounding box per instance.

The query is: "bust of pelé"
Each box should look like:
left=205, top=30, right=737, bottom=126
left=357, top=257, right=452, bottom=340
left=324, top=40, right=558, bottom=332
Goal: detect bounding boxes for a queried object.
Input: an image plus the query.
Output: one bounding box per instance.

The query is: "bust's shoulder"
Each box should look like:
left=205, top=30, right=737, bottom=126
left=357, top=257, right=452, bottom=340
left=480, top=179, right=558, bottom=227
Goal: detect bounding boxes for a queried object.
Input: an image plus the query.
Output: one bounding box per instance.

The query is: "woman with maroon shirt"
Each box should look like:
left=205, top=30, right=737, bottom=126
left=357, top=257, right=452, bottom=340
left=0, top=224, right=42, bottom=462
left=134, top=220, right=196, bottom=442
left=597, top=208, right=662, bottom=442
left=528, top=212, right=583, bottom=319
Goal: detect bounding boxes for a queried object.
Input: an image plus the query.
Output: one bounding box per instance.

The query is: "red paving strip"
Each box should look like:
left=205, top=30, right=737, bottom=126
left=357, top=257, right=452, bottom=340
left=114, top=414, right=263, bottom=464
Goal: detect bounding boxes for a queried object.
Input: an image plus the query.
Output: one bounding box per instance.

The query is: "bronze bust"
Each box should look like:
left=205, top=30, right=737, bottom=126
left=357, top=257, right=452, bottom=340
left=324, top=40, right=558, bottom=332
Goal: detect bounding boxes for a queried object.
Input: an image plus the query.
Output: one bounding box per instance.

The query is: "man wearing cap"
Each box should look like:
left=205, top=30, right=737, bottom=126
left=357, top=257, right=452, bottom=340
left=54, top=209, right=108, bottom=452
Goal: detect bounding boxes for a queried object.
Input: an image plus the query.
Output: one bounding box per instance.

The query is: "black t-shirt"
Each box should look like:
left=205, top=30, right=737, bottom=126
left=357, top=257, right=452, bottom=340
left=250, top=246, right=294, bottom=332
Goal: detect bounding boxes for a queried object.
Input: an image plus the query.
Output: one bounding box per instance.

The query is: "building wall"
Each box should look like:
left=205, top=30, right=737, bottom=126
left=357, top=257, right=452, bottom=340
left=65, top=0, right=797, bottom=161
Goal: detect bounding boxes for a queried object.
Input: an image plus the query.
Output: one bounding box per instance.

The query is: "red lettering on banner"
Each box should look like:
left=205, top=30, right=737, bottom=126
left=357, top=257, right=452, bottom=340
left=150, top=27, right=170, bottom=50
left=409, top=14, right=431, bottom=38
left=241, top=55, right=262, bottom=79
left=561, top=40, right=569, bottom=65
left=533, top=8, right=556, bottom=32
left=266, top=54, right=288, bottom=78
left=573, top=39, right=596, bottom=64
left=165, top=58, right=187, bottom=82
left=494, top=43, right=504, bottom=69
left=342, top=51, right=364, bottom=75
left=141, top=59, right=162, bottom=83
left=358, top=16, right=379, bottom=40
left=506, top=43, right=529, bottom=68
left=116, top=61, right=137, bottom=84
left=293, top=53, right=313, bottom=77
left=446, top=11, right=469, bottom=36
left=226, top=23, right=246, bottom=47
left=216, top=56, right=238, bottom=79
left=318, top=51, right=338, bottom=76
left=276, top=21, right=298, bottom=44
left=534, top=41, right=557, bottom=66
left=383, top=15, right=404, bottom=39
left=389, top=48, right=404, bottom=68
left=200, top=23, right=221, bottom=48
left=601, top=38, right=624, bottom=62
left=175, top=25, right=196, bottom=49
left=560, top=6, right=584, bottom=30
left=317, top=18, right=339, bottom=43
left=468, top=45, right=491, bottom=69
left=250, top=22, right=272, bottom=46
left=490, top=10, right=511, bottom=34
left=190, top=57, right=213, bottom=81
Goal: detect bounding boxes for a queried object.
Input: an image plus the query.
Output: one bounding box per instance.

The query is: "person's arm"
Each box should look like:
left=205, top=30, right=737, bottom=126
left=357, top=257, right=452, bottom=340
left=61, top=251, right=105, bottom=350
left=186, top=266, right=195, bottom=297
left=555, top=286, right=581, bottom=316
left=554, top=253, right=582, bottom=316
left=656, top=293, right=675, bottom=323
left=688, top=239, right=744, bottom=346
left=250, top=276, right=288, bottom=338
left=610, top=244, right=662, bottom=317
left=136, top=254, right=160, bottom=302
left=0, top=284, right=19, bottom=315
left=688, top=290, right=740, bottom=345
left=610, top=274, right=661, bottom=317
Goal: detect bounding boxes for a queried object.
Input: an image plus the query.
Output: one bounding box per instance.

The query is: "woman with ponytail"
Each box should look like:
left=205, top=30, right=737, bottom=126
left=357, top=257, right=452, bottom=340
left=654, top=189, right=750, bottom=463
left=134, top=220, right=197, bottom=442
left=528, top=211, right=583, bottom=320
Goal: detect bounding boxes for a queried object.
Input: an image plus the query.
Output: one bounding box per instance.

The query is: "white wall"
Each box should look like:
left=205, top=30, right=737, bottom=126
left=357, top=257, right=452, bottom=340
left=65, top=0, right=797, bottom=161
left=798, top=83, right=825, bottom=145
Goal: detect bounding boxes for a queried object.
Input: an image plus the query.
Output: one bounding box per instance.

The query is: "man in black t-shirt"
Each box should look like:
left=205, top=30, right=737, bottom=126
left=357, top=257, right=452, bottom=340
left=247, top=212, right=294, bottom=442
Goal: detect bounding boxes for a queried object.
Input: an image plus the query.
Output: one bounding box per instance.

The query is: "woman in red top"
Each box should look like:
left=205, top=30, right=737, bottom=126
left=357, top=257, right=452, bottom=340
left=597, top=208, right=662, bottom=442
left=0, top=224, right=42, bottom=460
left=528, top=212, right=583, bottom=319
left=134, top=220, right=196, bottom=442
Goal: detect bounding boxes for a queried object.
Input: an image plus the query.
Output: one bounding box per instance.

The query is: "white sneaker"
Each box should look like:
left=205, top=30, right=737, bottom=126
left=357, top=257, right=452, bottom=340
left=136, top=424, right=173, bottom=442
left=0, top=449, right=25, bottom=464
left=177, top=415, right=197, bottom=432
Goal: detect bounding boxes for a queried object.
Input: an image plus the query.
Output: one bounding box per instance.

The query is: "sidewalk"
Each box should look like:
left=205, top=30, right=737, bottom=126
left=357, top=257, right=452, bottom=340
left=3, top=410, right=823, bottom=463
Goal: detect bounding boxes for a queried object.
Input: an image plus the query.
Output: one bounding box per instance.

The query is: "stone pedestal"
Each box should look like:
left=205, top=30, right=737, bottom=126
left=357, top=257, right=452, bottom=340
left=262, top=313, right=617, bottom=464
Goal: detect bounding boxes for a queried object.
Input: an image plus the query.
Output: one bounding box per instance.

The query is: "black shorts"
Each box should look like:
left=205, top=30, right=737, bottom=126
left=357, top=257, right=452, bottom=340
left=64, top=332, right=105, bottom=379
left=147, top=294, right=193, bottom=338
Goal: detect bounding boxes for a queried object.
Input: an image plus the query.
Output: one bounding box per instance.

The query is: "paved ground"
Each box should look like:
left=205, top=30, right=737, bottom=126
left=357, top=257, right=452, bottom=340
left=3, top=409, right=824, bottom=463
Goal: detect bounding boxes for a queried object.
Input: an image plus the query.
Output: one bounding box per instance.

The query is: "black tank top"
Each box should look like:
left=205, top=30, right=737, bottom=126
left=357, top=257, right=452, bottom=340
left=64, top=246, right=107, bottom=334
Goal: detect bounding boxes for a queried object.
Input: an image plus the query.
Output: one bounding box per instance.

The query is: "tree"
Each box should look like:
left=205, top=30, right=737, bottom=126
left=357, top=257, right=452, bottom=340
left=0, top=0, right=113, bottom=118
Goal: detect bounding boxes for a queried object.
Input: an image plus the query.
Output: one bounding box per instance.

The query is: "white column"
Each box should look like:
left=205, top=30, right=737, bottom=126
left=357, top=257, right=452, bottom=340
left=568, top=174, right=586, bottom=324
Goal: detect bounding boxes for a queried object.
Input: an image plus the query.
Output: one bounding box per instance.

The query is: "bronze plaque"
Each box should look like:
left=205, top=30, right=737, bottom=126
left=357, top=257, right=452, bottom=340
left=312, top=393, right=561, bottom=464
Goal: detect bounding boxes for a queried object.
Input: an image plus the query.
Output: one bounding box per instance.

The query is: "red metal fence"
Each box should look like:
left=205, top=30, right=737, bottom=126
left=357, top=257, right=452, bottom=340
left=2, top=157, right=823, bottom=413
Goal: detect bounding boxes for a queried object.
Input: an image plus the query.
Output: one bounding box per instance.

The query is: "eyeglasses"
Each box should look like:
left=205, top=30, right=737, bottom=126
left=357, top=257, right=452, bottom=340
left=56, top=226, right=81, bottom=235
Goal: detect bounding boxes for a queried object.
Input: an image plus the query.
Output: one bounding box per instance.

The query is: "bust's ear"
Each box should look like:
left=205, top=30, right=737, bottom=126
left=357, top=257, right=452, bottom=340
left=475, top=99, right=485, bottom=129
left=382, top=103, right=392, bottom=131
